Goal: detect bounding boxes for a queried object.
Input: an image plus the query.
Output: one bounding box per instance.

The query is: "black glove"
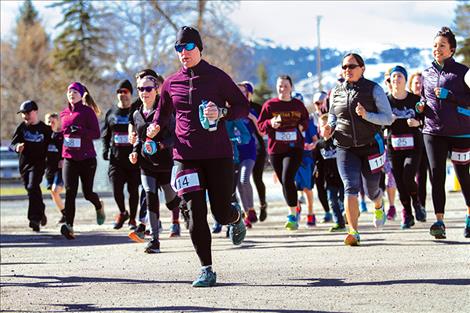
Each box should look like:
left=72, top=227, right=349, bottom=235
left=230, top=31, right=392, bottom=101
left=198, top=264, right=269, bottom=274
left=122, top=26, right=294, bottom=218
left=69, top=125, right=79, bottom=133
left=102, top=151, right=109, bottom=161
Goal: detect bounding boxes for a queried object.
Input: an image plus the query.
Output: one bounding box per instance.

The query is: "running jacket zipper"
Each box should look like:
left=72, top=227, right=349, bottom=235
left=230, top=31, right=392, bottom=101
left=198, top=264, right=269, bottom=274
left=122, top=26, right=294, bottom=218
left=189, top=69, right=194, bottom=107
left=348, top=89, right=358, bottom=146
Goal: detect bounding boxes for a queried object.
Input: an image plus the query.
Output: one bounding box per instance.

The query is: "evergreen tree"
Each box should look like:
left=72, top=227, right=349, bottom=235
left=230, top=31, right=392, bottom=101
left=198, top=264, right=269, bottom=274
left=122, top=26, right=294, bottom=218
left=18, top=0, right=38, bottom=27
left=50, top=0, right=111, bottom=83
left=453, top=1, right=470, bottom=66
left=252, top=63, right=273, bottom=104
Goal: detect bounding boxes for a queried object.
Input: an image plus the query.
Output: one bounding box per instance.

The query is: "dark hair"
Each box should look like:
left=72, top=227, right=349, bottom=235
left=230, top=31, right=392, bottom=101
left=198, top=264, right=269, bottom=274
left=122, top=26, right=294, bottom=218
left=135, top=69, right=158, bottom=80
left=435, top=26, right=457, bottom=55
left=342, top=53, right=365, bottom=67
left=83, top=86, right=101, bottom=116
left=277, top=75, right=293, bottom=87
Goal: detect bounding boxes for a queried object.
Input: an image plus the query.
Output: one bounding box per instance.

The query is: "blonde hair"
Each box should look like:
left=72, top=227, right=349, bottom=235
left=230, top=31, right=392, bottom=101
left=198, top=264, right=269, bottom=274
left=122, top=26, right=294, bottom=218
left=407, top=71, right=422, bottom=92
left=45, top=112, right=59, bottom=121
left=319, top=113, right=329, bottom=123
left=83, top=86, right=101, bottom=116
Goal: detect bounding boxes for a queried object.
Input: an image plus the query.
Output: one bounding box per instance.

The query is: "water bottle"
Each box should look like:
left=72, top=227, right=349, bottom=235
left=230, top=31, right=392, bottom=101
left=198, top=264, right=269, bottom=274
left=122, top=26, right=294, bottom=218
left=199, top=100, right=218, bottom=132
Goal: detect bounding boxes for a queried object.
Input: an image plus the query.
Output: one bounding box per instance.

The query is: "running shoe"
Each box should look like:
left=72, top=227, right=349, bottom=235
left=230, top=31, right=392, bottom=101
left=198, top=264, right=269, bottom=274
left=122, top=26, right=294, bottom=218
left=128, top=219, right=137, bottom=230
left=430, top=221, right=446, bottom=239
left=180, top=201, right=190, bottom=230
left=229, top=206, right=246, bottom=245
left=247, top=209, right=258, bottom=223
left=464, top=215, right=470, bottom=238
left=144, top=239, right=160, bottom=254
left=306, top=214, right=316, bottom=227
left=373, top=204, right=386, bottom=228
left=128, top=223, right=146, bottom=243
left=414, top=203, right=427, bottom=222
left=329, top=223, right=347, bottom=232
left=360, top=200, right=368, bottom=213
left=321, top=212, right=333, bottom=223
left=212, top=222, right=222, bottom=234
left=96, top=201, right=105, bottom=225
left=400, top=211, right=415, bottom=229
left=60, top=223, right=75, bottom=240
left=386, top=205, right=397, bottom=221
left=169, top=223, right=181, bottom=238
left=40, top=213, right=47, bottom=226
left=344, top=230, right=360, bottom=246
left=113, top=211, right=129, bottom=230
left=192, top=267, right=217, bottom=287
left=284, top=214, right=299, bottom=230
left=244, top=217, right=252, bottom=229
left=58, top=213, right=66, bottom=224
left=29, top=221, right=40, bottom=232
left=259, top=203, right=268, bottom=222
left=295, top=202, right=302, bottom=222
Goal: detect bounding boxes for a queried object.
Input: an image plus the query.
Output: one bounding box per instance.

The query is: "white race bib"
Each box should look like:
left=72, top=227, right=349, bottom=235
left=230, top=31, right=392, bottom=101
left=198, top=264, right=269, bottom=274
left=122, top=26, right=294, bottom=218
left=171, top=167, right=202, bottom=196
left=320, top=148, right=337, bottom=160
left=275, top=130, right=297, bottom=142
left=368, top=153, right=385, bottom=173
left=451, top=149, right=470, bottom=165
left=113, top=132, right=130, bottom=145
left=391, top=134, right=414, bottom=150
left=64, top=137, right=81, bottom=149
left=47, top=144, right=59, bottom=152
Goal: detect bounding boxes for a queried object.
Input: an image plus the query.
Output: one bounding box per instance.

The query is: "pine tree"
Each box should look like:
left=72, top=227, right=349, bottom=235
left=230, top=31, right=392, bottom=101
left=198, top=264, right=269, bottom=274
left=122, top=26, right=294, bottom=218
left=50, top=0, right=111, bottom=83
left=453, top=1, right=470, bottom=66
left=252, top=63, right=273, bottom=104
left=18, top=0, right=38, bottom=27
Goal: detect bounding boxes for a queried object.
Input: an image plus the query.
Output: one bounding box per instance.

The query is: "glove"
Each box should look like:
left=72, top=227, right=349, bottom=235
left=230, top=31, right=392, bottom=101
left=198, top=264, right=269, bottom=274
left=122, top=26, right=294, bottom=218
left=69, top=125, right=80, bottom=133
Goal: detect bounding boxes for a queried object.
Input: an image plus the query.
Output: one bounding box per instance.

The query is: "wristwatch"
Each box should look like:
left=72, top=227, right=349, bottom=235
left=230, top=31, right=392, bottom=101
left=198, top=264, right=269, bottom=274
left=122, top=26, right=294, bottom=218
left=218, top=107, right=228, bottom=119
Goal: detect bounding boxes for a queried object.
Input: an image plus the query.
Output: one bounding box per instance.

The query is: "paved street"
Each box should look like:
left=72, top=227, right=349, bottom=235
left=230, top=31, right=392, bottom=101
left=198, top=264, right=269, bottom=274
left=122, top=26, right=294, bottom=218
left=1, top=174, right=469, bottom=313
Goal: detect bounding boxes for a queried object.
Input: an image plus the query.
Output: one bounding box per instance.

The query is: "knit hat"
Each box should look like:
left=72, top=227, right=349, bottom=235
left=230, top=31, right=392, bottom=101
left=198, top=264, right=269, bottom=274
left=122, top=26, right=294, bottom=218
left=116, top=79, right=133, bottom=95
left=390, top=65, right=408, bottom=81
left=175, top=26, right=203, bottom=52
left=241, top=81, right=254, bottom=94
left=68, top=82, right=85, bottom=97
left=17, top=100, right=38, bottom=114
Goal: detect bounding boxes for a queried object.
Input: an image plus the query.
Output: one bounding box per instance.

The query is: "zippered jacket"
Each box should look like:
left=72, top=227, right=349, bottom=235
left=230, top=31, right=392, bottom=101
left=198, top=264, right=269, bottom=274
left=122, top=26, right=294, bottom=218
left=154, top=59, right=250, bottom=160
left=421, top=57, right=470, bottom=136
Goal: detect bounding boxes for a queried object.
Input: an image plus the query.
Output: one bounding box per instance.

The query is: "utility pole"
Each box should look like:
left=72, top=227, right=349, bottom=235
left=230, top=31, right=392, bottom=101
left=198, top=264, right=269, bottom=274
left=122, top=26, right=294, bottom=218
left=316, top=15, right=322, bottom=92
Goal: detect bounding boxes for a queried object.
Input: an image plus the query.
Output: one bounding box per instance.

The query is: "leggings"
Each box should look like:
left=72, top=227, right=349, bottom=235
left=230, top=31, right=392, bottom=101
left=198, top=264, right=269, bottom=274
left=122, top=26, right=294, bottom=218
left=423, top=134, right=470, bottom=214
left=22, top=167, right=45, bottom=223
left=416, top=148, right=430, bottom=207
left=390, top=148, right=422, bottom=215
left=173, top=158, right=239, bottom=266
left=252, top=150, right=267, bottom=206
left=237, top=159, right=256, bottom=212
left=269, top=149, right=303, bottom=207
left=109, top=163, right=140, bottom=220
left=63, top=158, right=101, bottom=226
left=315, top=160, right=331, bottom=213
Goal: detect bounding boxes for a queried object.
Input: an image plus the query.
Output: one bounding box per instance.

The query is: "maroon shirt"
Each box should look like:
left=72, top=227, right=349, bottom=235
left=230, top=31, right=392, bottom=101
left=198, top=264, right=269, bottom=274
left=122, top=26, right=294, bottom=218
left=258, top=97, right=309, bottom=155
left=60, top=101, right=100, bottom=160
left=154, top=59, right=249, bottom=160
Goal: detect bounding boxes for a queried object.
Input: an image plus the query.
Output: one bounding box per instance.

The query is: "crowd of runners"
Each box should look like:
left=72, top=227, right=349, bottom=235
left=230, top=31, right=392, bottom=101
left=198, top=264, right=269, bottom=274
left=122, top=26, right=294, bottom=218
left=8, top=26, right=470, bottom=287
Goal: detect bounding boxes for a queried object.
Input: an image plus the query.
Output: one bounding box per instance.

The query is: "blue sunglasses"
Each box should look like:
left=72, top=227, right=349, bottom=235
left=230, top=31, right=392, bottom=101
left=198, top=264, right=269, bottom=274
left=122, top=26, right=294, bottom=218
left=175, top=42, right=196, bottom=53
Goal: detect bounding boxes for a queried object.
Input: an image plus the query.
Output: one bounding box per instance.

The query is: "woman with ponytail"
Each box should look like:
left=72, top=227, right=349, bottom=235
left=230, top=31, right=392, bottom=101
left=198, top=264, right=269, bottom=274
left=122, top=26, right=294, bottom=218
left=59, top=82, right=105, bottom=239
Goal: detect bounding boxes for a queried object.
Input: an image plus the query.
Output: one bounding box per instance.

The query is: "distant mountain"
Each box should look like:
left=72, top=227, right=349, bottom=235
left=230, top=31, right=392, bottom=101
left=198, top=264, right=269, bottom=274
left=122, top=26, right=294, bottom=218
left=240, top=43, right=433, bottom=103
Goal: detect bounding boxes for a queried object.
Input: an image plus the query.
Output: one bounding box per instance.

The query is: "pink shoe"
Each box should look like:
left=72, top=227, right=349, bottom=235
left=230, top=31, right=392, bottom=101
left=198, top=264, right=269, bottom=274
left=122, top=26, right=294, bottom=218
left=386, top=205, right=396, bottom=221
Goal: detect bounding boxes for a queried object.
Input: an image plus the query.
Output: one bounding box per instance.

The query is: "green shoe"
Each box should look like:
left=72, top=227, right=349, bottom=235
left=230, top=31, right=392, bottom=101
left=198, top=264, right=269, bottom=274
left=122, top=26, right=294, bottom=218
left=373, top=203, right=386, bottom=228
left=329, top=223, right=346, bottom=232
left=96, top=200, right=105, bottom=225
left=284, top=215, right=298, bottom=230
left=192, top=268, right=217, bottom=287
left=344, top=230, right=360, bottom=246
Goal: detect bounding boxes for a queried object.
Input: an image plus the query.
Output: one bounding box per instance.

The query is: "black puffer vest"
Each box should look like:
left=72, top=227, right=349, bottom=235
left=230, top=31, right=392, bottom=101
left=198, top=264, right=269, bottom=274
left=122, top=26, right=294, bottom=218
left=331, top=77, right=382, bottom=148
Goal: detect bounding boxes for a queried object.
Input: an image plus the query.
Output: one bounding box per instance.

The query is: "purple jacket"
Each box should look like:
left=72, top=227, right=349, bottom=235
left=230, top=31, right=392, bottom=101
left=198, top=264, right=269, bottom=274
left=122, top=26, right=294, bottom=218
left=421, top=57, right=470, bottom=136
left=60, top=101, right=100, bottom=160
left=154, top=59, right=250, bottom=160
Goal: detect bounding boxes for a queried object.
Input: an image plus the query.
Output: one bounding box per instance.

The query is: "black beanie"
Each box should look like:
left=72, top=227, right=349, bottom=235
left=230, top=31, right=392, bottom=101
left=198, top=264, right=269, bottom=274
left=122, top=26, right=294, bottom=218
left=116, top=79, right=133, bottom=95
left=175, top=26, right=203, bottom=52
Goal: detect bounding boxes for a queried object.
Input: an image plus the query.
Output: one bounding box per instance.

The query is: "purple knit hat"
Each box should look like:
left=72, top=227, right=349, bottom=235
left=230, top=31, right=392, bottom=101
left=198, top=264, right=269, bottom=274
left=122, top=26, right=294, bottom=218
left=68, top=82, right=85, bottom=97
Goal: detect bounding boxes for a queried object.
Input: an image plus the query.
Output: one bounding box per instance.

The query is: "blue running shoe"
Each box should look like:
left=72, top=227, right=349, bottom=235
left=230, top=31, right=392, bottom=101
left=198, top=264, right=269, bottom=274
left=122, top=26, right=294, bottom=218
left=360, top=200, right=368, bottom=213
left=285, top=214, right=299, bottom=230
left=322, top=211, right=333, bottom=223
left=212, top=222, right=222, bottom=234
left=430, top=221, right=446, bottom=239
left=228, top=205, right=246, bottom=245
left=192, top=267, right=217, bottom=287
left=464, top=215, right=470, bottom=238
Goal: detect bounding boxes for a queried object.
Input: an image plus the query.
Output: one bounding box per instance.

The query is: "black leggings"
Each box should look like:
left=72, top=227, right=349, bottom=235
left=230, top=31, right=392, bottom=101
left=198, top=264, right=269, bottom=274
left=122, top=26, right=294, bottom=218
left=63, top=158, right=101, bottom=226
left=109, top=163, right=140, bottom=220
left=22, top=167, right=45, bottom=223
left=416, top=149, right=430, bottom=208
left=269, top=149, right=303, bottom=207
left=174, top=158, right=239, bottom=266
left=315, top=161, right=331, bottom=213
left=252, top=151, right=267, bottom=206
left=423, top=134, right=470, bottom=214
left=390, top=148, right=422, bottom=215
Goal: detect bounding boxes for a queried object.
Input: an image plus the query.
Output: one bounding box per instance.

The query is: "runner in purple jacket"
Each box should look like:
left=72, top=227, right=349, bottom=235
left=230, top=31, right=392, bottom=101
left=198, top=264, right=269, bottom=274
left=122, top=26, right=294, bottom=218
left=149, top=26, right=249, bottom=287
left=417, top=27, right=470, bottom=239
left=59, top=82, right=105, bottom=240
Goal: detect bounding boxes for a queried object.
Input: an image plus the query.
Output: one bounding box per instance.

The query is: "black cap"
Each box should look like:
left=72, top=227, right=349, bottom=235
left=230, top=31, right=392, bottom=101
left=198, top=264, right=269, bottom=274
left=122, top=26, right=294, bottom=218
left=175, top=26, right=203, bottom=52
left=116, top=79, right=133, bottom=95
left=17, top=100, right=38, bottom=114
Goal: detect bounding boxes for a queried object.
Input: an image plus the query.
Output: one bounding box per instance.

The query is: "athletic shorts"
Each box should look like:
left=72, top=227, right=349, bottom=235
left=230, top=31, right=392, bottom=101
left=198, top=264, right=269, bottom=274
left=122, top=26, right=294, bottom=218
left=46, top=169, right=63, bottom=190
left=295, top=162, right=315, bottom=190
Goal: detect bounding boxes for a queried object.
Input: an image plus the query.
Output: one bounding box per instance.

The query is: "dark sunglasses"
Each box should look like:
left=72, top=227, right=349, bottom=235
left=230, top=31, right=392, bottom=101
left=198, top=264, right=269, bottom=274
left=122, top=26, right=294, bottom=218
left=117, top=89, right=130, bottom=94
left=137, top=86, right=155, bottom=93
left=342, top=64, right=360, bottom=70
left=175, top=42, right=196, bottom=53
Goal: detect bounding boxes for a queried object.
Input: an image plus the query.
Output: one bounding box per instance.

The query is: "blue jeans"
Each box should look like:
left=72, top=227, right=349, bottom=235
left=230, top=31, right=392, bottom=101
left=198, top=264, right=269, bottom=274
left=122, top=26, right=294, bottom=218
left=326, top=184, right=345, bottom=226
left=336, top=146, right=383, bottom=201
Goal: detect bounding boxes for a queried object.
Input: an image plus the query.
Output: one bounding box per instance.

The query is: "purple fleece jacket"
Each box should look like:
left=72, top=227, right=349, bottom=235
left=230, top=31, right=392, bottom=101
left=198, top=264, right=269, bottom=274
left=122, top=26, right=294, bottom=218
left=154, top=59, right=250, bottom=160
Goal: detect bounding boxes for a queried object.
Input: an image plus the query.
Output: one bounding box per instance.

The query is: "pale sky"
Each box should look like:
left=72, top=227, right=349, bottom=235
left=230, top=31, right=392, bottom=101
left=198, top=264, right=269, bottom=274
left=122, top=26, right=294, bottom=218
left=1, top=0, right=460, bottom=55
